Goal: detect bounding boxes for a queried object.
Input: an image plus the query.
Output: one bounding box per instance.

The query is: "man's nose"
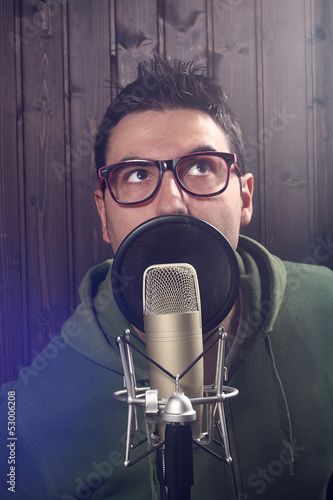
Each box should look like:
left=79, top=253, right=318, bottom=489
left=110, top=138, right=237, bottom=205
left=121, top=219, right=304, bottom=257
left=155, top=171, right=188, bottom=216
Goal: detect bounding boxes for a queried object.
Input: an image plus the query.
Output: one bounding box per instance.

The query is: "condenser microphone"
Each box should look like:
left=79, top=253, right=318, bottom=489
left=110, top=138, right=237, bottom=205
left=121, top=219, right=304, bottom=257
left=112, top=216, right=241, bottom=473
left=143, top=263, right=203, bottom=441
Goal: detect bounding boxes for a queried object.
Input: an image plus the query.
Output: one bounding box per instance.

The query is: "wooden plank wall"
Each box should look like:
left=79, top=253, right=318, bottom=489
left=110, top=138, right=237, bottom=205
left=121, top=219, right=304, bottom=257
left=1, top=0, right=332, bottom=384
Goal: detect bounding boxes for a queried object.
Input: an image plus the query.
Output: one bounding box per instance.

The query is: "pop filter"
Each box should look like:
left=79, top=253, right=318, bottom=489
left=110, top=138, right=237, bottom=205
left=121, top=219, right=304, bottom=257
left=111, top=215, right=239, bottom=334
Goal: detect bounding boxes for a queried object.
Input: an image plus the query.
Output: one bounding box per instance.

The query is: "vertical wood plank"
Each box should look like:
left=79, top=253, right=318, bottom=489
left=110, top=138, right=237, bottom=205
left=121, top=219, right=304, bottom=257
left=61, top=0, right=75, bottom=314
left=163, top=0, right=208, bottom=65
left=255, top=0, right=266, bottom=248
left=115, top=0, right=159, bottom=85
left=305, top=0, right=315, bottom=256
left=205, top=0, right=214, bottom=76
left=310, top=0, right=333, bottom=270
left=20, top=0, right=70, bottom=357
left=212, top=0, right=260, bottom=243
left=67, top=0, right=112, bottom=299
left=0, top=0, right=27, bottom=384
left=261, top=0, right=310, bottom=262
left=157, top=0, right=166, bottom=58
left=110, top=0, right=118, bottom=101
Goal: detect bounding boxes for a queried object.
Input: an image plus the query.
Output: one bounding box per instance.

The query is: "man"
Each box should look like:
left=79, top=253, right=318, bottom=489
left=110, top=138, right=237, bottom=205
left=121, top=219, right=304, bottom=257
left=1, top=57, right=332, bottom=499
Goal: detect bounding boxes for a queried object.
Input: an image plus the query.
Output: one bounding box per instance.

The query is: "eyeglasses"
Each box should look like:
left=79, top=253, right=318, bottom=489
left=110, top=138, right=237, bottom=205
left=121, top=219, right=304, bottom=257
left=98, top=151, right=242, bottom=206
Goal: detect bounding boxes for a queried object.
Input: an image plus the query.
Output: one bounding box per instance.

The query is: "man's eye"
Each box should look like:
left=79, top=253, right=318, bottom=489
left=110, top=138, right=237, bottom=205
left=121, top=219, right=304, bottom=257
left=186, top=162, right=213, bottom=176
left=125, top=169, right=150, bottom=183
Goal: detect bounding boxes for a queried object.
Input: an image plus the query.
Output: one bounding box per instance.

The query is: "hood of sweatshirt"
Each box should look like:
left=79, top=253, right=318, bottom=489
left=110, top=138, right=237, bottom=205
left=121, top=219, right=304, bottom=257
left=61, top=235, right=287, bottom=380
left=228, top=235, right=287, bottom=377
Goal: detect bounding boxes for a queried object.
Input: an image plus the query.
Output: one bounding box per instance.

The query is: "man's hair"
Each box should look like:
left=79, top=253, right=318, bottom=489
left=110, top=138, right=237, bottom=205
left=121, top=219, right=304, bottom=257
left=94, top=56, right=247, bottom=182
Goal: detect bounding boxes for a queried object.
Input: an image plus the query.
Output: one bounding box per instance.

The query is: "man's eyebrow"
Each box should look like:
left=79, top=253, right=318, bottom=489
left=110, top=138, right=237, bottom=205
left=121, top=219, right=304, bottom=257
left=188, top=145, right=218, bottom=154
left=118, top=146, right=219, bottom=163
left=118, top=156, right=144, bottom=162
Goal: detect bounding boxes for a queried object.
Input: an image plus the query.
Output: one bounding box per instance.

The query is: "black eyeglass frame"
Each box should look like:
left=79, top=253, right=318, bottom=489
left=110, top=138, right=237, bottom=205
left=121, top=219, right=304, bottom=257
left=98, top=151, right=242, bottom=206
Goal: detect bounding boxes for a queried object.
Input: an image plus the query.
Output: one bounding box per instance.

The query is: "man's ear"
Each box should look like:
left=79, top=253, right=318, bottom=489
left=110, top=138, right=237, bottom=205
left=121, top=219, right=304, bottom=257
left=240, top=173, right=254, bottom=227
left=94, top=189, right=111, bottom=244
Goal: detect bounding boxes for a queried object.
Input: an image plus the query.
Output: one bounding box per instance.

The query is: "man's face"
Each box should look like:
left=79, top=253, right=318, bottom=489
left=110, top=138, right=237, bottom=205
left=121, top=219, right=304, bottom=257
left=95, top=109, right=253, bottom=254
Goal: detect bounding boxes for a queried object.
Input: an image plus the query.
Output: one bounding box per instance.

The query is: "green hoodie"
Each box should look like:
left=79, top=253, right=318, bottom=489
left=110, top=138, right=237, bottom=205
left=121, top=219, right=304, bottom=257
left=1, top=236, right=332, bottom=499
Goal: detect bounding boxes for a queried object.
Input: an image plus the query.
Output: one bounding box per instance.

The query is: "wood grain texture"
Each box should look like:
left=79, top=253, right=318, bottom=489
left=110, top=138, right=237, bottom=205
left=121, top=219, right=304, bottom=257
left=0, top=0, right=27, bottom=385
left=163, top=0, right=207, bottom=64
left=311, top=0, right=333, bottom=269
left=212, top=0, right=261, bottom=243
left=67, top=0, right=113, bottom=301
left=1, top=0, right=332, bottom=384
left=261, top=0, right=311, bottom=262
left=19, top=0, right=70, bottom=361
left=116, top=0, right=159, bottom=84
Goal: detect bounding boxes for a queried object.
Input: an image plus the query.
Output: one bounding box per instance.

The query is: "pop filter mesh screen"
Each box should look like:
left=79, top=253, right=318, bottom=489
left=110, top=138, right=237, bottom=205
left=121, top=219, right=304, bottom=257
left=111, top=216, right=239, bottom=334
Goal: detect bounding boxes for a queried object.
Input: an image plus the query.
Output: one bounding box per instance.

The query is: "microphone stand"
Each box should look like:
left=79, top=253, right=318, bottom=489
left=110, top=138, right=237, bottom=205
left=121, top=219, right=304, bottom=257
left=113, top=328, right=239, bottom=499
left=165, top=422, right=193, bottom=500
left=163, top=378, right=196, bottom=500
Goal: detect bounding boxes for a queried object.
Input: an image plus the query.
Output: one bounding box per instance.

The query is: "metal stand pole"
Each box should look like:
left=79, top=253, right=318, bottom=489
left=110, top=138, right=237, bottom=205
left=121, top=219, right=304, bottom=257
left=165, top=423, right=193, bottom=500
left=162, top=391, right=196, bottom=500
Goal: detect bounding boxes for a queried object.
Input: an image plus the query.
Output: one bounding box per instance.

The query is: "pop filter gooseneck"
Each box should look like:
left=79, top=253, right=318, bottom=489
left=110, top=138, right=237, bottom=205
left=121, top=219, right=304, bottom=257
left=111, top=214, right=240, bottom=334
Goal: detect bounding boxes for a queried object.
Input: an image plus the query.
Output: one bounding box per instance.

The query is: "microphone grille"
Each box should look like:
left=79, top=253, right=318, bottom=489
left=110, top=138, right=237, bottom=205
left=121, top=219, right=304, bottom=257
left=143, top=263, right=200, bottom=315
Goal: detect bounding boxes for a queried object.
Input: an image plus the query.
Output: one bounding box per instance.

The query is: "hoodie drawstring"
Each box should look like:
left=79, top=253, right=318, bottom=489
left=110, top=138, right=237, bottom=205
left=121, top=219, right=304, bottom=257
left=265, top=334, right=294, bottom=475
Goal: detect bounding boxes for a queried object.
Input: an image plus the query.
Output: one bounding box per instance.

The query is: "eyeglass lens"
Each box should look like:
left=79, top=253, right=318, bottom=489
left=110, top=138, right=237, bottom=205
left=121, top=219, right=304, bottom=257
left=108, top=154, right=229, bottom=204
